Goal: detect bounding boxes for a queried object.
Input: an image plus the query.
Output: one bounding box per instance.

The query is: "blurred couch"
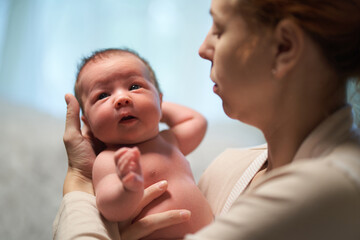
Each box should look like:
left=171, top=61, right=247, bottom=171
left=0, top=99, right=264, bottom=240
left=0, top=100, right=67, bottom=239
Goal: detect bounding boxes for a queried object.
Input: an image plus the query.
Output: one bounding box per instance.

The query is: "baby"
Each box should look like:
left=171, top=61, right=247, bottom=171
left=74, top=48, right=213, bottom=239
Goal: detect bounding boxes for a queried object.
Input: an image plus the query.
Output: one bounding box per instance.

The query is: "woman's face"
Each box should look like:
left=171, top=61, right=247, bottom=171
left=199, top=0, right=276, bottom=126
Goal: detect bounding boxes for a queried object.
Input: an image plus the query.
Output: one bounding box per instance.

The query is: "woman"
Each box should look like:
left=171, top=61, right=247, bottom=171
left=53, top=0, right=360, bottom=239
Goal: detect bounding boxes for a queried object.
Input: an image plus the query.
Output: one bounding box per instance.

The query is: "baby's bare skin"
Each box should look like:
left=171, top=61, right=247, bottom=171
left=94, top=135, right=213, bottom=239
left=78, top=51, right=213, bottom=238
left=134, top=136, right=213, bottom=239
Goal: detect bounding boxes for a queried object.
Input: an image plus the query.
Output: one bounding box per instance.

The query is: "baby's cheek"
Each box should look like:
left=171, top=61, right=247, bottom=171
left=91, top=111, right=113, bottom=136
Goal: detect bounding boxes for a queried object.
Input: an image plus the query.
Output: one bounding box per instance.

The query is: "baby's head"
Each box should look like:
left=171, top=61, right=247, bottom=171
left=75, top=48, right=161, bottom=111
left=74, top=48, right=163, bottom=146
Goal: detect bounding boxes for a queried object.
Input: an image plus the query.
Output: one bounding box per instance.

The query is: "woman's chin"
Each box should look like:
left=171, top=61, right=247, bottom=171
left=223, top=104, right=248, bottom=123
left=222, top=104, right=236, bottom=119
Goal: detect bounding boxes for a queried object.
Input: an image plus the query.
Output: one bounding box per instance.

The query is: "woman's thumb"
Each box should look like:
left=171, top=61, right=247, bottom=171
left=64, top=93, right=81, bottom=143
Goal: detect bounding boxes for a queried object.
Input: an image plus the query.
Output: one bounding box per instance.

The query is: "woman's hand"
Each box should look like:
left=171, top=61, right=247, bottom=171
left=120, top=180, right=191, bottom=240
left=62, top=93, right=104, bottom=195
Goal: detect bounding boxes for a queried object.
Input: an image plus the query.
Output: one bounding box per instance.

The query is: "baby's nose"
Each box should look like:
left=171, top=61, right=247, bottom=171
left=114, top=96, right=131, bottom=108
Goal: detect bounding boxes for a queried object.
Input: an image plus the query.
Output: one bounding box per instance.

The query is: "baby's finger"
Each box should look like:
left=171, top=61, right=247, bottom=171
left=121, top=210, right=191, bottom=240
left=115, top=147, right=140, bottom=169
left=122, top=171, right=144, bottom=192
left=118, top=156, right=134, bottom=178
left=114, top=147, right=132, bottom=165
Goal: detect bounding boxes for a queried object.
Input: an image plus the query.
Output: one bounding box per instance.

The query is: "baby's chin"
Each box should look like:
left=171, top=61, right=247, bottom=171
left=104, top=133, right=160, bottom=149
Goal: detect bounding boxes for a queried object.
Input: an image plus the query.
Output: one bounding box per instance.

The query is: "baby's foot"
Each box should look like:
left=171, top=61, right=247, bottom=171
left=114, top=147, right=143, bottom=192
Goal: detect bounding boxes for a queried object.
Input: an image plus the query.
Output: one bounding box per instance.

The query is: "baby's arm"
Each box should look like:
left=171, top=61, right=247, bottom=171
left=160, top=102, right=207, bottom=155
left=93, top=147, right=144, bottom=222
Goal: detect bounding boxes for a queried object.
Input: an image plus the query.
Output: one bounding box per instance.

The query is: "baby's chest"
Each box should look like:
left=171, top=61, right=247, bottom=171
left=140, top=151, right=191, bottom=188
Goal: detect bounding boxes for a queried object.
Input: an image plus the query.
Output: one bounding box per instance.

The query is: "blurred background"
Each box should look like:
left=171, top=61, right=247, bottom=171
left=1, top=1, right=359, bottom=239
left=1, top=0, right=360, bottom=239
left=0, top=0, right=265, bottom=239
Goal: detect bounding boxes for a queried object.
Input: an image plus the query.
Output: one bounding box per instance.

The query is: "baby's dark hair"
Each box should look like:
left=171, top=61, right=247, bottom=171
left=74, top=48, right=161, bottom=111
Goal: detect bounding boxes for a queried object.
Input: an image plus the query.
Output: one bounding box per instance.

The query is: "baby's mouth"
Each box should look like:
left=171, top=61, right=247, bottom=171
left=120, top=115, right=136, bottom=122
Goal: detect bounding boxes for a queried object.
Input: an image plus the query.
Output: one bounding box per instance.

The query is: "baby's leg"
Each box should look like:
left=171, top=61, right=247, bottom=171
left=115, top=147, right=143, bottom=192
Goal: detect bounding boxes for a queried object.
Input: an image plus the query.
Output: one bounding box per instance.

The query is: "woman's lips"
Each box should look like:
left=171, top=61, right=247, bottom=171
left=213, top=83, right=219, bottom=94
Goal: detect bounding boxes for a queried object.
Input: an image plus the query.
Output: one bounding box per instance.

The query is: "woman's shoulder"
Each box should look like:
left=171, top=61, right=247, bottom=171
left=250, top=141, right=360, bottom=203
left=323, top=136, right=360, bottom=189
left=209, top=156, right=360, bottom=240
left=294, top=133, right=360, bottom=192
left=264, top=123, right=360, bottom=197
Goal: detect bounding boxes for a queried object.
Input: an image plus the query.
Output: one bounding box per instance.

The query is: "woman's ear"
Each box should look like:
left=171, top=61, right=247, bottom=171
left=273, top=19, right=304, bottom=80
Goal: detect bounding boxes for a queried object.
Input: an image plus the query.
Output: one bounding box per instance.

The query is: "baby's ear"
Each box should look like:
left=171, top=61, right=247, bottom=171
left=159, top=93, right=164, bottom=120
left=81, top=115, right=89, bottom=127
left=159, top=93, right=163, bottom=104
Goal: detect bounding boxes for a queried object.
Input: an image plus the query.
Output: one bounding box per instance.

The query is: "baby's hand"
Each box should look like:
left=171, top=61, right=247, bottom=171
left=115, top=147, right=144, bottom=192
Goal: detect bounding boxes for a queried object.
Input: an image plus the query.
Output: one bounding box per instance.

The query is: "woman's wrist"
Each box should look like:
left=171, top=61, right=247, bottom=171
left=63, top=167, right=94, bottom=196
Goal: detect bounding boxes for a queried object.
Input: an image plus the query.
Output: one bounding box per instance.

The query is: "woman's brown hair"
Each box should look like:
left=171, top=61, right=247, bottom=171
left=236, top=0, right=360, bottom=81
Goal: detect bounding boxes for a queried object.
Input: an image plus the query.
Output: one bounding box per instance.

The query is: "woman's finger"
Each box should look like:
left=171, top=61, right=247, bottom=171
left=121, top=210, right=191, bottom=240
left=62, top=93, right=95, bottom=177
left=131, top=180, right=168, bottom=218
left=63, top=93, right=82, bottom=144
left=81, top=121, right=106, bottom=155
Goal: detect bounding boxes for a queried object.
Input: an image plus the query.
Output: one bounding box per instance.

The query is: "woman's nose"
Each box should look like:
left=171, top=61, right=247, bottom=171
left=199, top=31, right=214, bottom=61
left=114, top=95, right=132, bottom=108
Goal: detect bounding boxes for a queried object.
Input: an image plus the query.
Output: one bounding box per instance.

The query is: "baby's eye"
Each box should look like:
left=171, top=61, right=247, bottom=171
left=98, top=92, right=109, bottom=100
left=129, top=84, right=141, bottom=91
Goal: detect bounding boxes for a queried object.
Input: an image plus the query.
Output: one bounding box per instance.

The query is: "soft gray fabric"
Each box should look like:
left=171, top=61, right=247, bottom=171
left=0, top=100, right=67, bottom=240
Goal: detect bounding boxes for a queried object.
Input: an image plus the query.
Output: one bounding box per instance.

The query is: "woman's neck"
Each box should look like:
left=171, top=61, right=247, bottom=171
left=263, top=91, right=346, bottom=172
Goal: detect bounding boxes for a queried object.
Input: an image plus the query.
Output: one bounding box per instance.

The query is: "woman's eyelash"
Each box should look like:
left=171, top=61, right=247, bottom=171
left=213, top=28, right=222, bottom=37
left=212, top=23, right=223, bottom=37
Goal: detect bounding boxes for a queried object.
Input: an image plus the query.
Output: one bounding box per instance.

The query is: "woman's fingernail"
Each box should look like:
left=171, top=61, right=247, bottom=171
left=180, top=210, right=191, bottom=220
left=157, top=180, right=167, bottom=190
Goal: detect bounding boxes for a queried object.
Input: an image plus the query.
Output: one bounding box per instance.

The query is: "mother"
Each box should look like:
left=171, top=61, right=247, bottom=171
left=54, top=0, right=360, bottom=239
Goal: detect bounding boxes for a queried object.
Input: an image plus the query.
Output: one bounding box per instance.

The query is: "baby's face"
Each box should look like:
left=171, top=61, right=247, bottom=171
left=78, top=53, right=162, bottom=146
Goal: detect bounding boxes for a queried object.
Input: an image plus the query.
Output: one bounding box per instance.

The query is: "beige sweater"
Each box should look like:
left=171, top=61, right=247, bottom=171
left=53, top=106, right=360, bottom=239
